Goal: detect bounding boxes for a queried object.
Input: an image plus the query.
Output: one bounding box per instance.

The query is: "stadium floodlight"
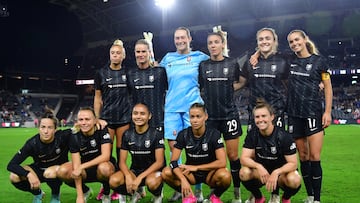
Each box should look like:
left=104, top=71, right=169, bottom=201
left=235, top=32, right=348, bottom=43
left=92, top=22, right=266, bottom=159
left=155, top=0, right=174, bottom=9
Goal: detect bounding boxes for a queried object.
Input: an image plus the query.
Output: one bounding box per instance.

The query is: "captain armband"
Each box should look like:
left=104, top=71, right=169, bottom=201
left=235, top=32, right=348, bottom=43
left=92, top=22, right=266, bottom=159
left=321, top=72, right=330, bottom=80
left=170, top=160, right=179, bottom=170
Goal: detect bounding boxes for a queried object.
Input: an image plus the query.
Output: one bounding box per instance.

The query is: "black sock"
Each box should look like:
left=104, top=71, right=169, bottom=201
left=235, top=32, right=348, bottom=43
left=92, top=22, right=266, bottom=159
left=241, top=179, right=262, bottom=199
left=300, top=160, right=313, bottom=196
left=213, top=185, right=228, bottom=197
left=230, top=159, right=241, bottom=188
left=272, top=186, right=280, bottom=195
left=12, top=181, right=32, bottom=193
left=102, top=182, right=111, bottom=195
left=282, top=184, right=301, bottom=199
left=311, top=161, right=322, bottom=202
left=47, top=179, right=62, bottom=195
left=113, top=184, right=128, bottom=195
left=149, top=182, right=163, bottom=196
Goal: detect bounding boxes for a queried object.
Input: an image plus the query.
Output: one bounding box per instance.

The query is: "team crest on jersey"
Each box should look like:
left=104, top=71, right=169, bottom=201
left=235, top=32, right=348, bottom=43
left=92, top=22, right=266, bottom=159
left=306, top=64, right=312, bottom=71
left=56, top=148, right=61, bottom=154
left=90, top=139, right=97, bottom=147
left=187, top=56, right=192, bottom=62
left=122, top=75, right=127, bottom=81
left=159, top=139, right=164, bottom=145
left=288, top=125, right=293, bottom=133
left=149, top=75, right=154, bottom=82
left=271, top=146, right=277, bottom=154
left=223, top=67, right=229, bottom=75
left=103, top=133, right=110, bottom=139
left=202, top=143, right=208, bottom=151
left=271, top=64, right=277, bottom=72
left=145, top=140, right=151, bottom=148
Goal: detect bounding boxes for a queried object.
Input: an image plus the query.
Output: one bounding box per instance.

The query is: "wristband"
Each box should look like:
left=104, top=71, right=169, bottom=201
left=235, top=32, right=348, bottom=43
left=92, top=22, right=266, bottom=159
left=170, top=160, right=179, bottom=170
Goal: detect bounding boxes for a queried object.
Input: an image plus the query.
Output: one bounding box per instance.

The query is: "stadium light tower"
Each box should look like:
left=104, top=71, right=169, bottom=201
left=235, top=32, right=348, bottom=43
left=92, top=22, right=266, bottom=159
left=155, top=0, right=175, bottom=9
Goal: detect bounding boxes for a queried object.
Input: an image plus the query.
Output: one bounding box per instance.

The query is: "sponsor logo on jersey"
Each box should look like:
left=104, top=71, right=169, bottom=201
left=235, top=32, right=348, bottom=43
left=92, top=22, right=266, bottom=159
left=223, top=67, right=229, bottom=75
left=80, top=147, right=87, bottom=151
left=306, top=64, right=312, bottom=71
left=186, top=145, right=194, bottom=149
left=128, top=142, right=135, bottom=145
left=149, top=75, right=154, bottom=82
left=133, top=78, right=140, bottom=82
left=122, top=75, right=127, bottom=81
left=39, top=154, right=46, bottom=158
left=187, top=56, right=192, bottom=62
left=271, top=146, right=277, bottom=154
left=90, top=139, right=96, bottom=147
left=106, top=77, right=112, bottom=81
left=206, top=70, right=212, bottom=74
left=103, top=133, right=110, bottom=139
left=271, top=64, right=277, bottom=72
left=56, top=148, right=61, bottom=154
left=253, top=66, right=260, bottom=70
left=202, top=143, right=208, bottom=151
left=145, top=140, right=150, bottom=148
left=217, top=138, right=223, bottom=144
left=288, top=125, right=293, bottom=133
left=290, top=64, right=297, bottom=67
left=159, top=139, right=164, bottom=145
left=290, top=142, right=296, bottom=150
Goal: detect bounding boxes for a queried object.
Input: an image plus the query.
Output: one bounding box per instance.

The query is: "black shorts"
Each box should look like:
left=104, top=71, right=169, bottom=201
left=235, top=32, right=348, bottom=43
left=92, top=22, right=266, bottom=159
left=193, top=170, right=210, bottom=184
left=247, top=113, right=285, bottom=133
left=288, top=116, right=323, bottom=139
left=107, top=123, right=130, bottom=130
left=84, top=157, right=117, bottom=182
left=28, top=163, right=62, bottom=185
left=207, top=117, right=242, bottom=140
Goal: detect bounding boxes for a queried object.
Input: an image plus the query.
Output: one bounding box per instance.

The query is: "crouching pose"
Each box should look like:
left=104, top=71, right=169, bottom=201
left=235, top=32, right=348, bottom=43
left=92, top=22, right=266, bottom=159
left=57, top=107, right=116, bottom=203
left=162, top=103, right=231, bottom=203
left=109, top=103, right=165, bottom=203
left=240, top=99, right=301, bottom=203
left=7, top=111, right=71, bottom=203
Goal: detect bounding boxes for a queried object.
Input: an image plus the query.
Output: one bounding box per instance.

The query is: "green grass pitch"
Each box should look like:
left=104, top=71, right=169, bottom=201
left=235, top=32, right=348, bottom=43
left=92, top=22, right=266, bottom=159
left=0, top=125, right=359, bottom=202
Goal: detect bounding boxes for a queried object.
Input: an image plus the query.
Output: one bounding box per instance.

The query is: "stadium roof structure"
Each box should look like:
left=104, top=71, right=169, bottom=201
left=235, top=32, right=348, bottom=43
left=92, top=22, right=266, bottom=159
left=48, top=0, right=360, bottom=46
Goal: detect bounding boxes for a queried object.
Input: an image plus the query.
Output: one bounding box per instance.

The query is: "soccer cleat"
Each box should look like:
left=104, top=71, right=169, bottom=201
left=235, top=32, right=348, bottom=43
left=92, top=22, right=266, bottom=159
left=281, top=197, right=291, bottom=203
left=131, top=191, right=142, bottom=203
left=84, top=188, right=93, bottom=202
left=303, top=196, right=314, bottom=203
left=183, top=194, right=197, bottom=203
left=195, top=189, right=204, bottom=203
left=111, top=191, right=120, bottom=200
left=232, top=198, right=242, bottom=203
left=96, top=186, right=104, bottom=200
left=50, top=194, right=61, bottom=203
left=138, top=186, right=147, bottom=198
left=254, top=196, right=265, bottom=203
left=313, top=201, right=320, bottom=203
left=118, top=194, right=127, bottom=203
left=32, top=191, right=45, bottom=203
left=209, top=194, right=223, bottom=203
left=102, top=195, right=111, bottom=203
left=244, top=194, right=255, bottom=203
left=168, top=191, right=182, bottom=202
left=153, top=195, right=163, bottom=203
left=268, top=194, right=280, bottom=203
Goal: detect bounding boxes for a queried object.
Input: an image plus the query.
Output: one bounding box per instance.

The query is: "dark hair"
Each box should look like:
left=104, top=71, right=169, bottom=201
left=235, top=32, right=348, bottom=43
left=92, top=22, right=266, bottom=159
left=190, top=102, right=207, bottom=113
left=252, top=98, right=275, bottom=116
left=40, top=110, right=58, bottom=128
left=133, top=102, right=151, bottom=114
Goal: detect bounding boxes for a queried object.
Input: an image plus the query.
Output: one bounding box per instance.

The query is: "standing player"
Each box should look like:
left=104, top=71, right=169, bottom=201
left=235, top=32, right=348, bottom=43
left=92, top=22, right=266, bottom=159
left=240, top=99, right=301, bottom=203
left=94, top=39, right=130, bottom=200
left=7, top=111, right=71, bottom=203
left=127, top=39, right=168, bottom=133
left=198, top=31, right=243, bottom=203
left=240, top=28, right=289, bottom=203
left=160, top=26, right=209, bottom=202
left=162, top=103, right=231, bottom=203
left=109, top=103, right=165, bottom=203
left=286, top=30, right=333, bottom=203
left=57, top=107, right=116, bottom=203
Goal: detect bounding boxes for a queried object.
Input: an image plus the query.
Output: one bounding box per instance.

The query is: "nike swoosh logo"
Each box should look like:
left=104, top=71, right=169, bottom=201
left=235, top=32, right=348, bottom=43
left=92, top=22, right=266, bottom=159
left=134, top=79, right=140, bottom=82
left=186, top=145, right=194, bottom=149
left=106, top=78, right=112, bottom=81
left=128, top=142, right=135, bottom=145
left=206, top=70, right=212, bottom=74
left=253, top=66, right=260, bottom=70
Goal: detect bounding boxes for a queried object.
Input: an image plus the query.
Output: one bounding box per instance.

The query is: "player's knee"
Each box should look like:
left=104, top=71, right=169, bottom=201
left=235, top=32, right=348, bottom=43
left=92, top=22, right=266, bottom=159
left=239, top=166, right=252, bottom=181
left=109, top=173, right=123, bottom=188
left=97, top=162, right=114, bottom=177
left=216, top=168, right=232, bottom=186
left=57, top=163, right=72, bottom=180
left=161, top=167, right=172, bottom=181
left=286, top=171, right=302, bottom=188
left=146, top=175, right=162, bottom=191
left=227, top=151, right=238, bottom=161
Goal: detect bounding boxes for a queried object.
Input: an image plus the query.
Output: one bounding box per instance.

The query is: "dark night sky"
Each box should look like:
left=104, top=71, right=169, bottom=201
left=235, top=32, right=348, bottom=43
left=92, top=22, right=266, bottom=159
left=0, top=0, right=83, bottom=73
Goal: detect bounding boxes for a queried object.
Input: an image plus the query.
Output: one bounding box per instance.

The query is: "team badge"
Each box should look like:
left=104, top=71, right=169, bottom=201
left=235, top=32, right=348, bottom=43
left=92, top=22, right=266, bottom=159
left=145, top=140, right=150, bottom=148
left=202, top=143, right=208, bottom=151
left=223, top=67, right=229, bottom=75
left=122, top=74, right=127, bottom=81
left=187, top=56, right=192, bottom=62
left=271, top=64, right=277, bottom=72
left=288, top=125, right=293, bottom=133
left=90, top=139, right=96, bottom=147
left=56, top=148, right=61, bottom=154
left=149, top=75, right=154, bottom=82
left=306, top=64, right=312, bottom=71
left=270, top=146, right=277, bottom=154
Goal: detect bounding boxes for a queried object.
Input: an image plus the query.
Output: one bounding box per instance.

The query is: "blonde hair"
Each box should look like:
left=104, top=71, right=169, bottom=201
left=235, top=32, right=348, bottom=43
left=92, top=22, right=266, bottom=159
left=112, top=39, right=126, bottom=58
left=288, top=30, right=319, bottom=55
left=256, top=27, right=278, bottom=54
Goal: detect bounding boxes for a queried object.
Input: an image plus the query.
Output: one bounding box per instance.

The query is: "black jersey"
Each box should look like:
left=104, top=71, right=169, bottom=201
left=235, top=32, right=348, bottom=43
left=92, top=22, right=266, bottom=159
left=94, top=65, right=131, bottom=124
left=127, top=66, right=168, bottom=127
left=175, top=127, right=224, bottom=166
left=7, top=129, right=71, bottom=177
left=243, top=126, right=297, bottom=173
left=287, top=54, right=329, bottom=118
left=241, top=53, right=289, bottom=116
left=121, top=127, right=165, bottom=171
left=69, top=128, right=112, bottom=163
left=199, top=57, right=240, bottom=120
